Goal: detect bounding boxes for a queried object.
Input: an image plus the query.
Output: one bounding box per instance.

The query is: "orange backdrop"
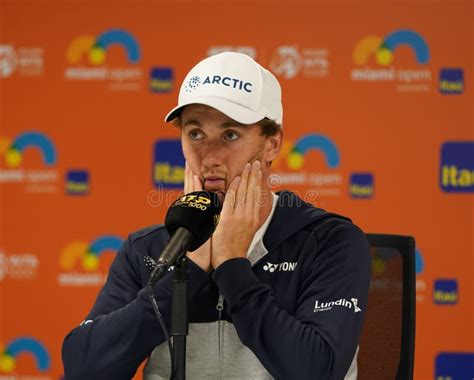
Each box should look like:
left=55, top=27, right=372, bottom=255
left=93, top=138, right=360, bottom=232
left=0, top=0, right=473, bottom=379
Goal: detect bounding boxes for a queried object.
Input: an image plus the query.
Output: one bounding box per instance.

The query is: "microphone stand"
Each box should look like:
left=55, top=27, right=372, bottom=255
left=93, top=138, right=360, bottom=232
left=171, top=256, right=189, bottom=380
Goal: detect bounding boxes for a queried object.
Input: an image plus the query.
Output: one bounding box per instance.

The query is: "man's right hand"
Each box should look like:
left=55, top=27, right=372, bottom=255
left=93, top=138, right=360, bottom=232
left=184, top=161, right=212, bottom=272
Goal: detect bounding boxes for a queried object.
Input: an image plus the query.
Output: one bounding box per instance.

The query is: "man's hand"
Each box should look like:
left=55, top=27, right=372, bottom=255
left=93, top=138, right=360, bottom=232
left=211, top=160, right=262, bottom=269
left=184, top=161, right=212, bottom=272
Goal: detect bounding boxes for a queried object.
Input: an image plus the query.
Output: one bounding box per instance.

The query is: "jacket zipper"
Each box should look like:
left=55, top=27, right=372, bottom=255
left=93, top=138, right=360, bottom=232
left=216, top=294, right=225, bottom=379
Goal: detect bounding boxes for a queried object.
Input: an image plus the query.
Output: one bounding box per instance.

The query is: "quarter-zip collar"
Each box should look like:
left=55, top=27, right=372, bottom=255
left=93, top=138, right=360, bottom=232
left=263, top=190, right=352, bottom=253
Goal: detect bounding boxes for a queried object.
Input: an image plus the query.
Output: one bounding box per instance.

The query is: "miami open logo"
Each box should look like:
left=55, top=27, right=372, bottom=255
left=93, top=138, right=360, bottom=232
left=66, top=29, right=140, bottom=66
left=0, top=132, right=56, bottom=168
left=0, top=131, right=59, bottom=192
left=351, top=29, right=432, bottom=91
left=58, top=235, right=123, bottom=286
left=270, top=134, right=343, bottom=197
left=64, top=28, right=143, bottom=90
left=353, top=29, right=429, bottom=67
left=0, top=337, right=50, bottom=376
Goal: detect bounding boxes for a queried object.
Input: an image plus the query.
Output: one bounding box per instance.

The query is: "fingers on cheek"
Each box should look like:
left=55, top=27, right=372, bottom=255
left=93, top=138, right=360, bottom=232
left=193, top=175, right=199, bottom=190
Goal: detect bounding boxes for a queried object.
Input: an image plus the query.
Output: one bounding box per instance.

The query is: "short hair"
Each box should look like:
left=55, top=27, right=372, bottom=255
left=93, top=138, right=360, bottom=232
left=257, top=118, right=281, bottom=137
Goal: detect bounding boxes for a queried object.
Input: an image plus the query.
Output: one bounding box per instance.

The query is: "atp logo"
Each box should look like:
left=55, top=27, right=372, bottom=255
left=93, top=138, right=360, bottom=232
left=0, top=132, right=56, bottom=168
left=0, top=337, right=50, bottom=374
left=353, top=29, right=429, bottom=67
left=66, top=28, right=141, bottom=65
left=58, top=235, right=123, bottom=286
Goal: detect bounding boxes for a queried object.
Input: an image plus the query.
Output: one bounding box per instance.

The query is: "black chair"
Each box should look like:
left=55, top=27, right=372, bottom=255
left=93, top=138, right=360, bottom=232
left=357, top=234, right=416, bottom=380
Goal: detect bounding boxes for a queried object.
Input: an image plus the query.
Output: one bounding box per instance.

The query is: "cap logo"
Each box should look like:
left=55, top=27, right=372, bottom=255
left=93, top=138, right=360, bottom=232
left=184, top=75, right=253, bottom=93
left=184, top=75, right=202, bottom=92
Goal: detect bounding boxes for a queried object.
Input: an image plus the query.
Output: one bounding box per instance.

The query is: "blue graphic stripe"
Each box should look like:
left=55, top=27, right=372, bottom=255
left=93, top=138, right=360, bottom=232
left=96, top=29, right=141, bottom=62
left=12, top=132, right=57, bottom=165
left=293, top=134, right=340, bottom=168
left=89, top=236, right=123, bottom=256
left=383, top=30, right=429, bottom=64
left=415, top=249, right=424, bottom=274
left=6, top=337, right=50, bottom=371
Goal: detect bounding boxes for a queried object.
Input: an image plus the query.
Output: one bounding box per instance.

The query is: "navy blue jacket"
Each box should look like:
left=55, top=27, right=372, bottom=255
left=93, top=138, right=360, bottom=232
left=62, top=191, right=370, bottom=379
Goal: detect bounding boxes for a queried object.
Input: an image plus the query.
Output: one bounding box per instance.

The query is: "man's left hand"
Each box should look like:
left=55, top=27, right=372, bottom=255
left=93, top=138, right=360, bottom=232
left=211, top=160, right=262, bottom=269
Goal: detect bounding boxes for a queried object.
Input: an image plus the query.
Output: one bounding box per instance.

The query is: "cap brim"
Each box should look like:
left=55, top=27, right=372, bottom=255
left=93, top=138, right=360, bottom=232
left=164, top=97, right=267, bottom=125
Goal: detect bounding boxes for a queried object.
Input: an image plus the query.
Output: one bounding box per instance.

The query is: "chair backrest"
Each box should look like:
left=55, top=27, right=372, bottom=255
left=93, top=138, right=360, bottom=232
left=357, top=234, right=416, bottom=380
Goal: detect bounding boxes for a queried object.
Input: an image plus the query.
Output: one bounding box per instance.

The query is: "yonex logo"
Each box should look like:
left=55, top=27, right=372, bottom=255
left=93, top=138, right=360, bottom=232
left=263, top=261, right=297, bottom=272
left=314, top=298, right=362, bottom=313
left=184, top=75, right=253, bottom=93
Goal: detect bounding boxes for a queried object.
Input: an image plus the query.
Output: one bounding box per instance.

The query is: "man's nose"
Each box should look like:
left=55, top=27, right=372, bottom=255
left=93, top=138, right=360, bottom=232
left=201, top=140, right=227, bottom=169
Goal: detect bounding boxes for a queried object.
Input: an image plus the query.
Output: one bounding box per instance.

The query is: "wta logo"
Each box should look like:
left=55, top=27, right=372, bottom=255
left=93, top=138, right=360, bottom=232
left=353, top=29, right=430, bottom=67
left=58, top=235, right=123, bottom=286
left=0, top=337, right=50, bottom=374
left=0, top=132, right=56, bottom=168
left=66, top=29, right=141, bottom=65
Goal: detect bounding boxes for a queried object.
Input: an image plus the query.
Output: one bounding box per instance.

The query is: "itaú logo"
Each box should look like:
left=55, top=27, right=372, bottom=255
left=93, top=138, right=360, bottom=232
left=314, top=298, right=361, bottom=313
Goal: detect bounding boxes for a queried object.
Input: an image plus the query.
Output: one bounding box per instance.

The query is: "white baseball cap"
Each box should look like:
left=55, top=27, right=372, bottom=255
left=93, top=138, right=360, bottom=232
left=165, top=52, right=283, bottom=125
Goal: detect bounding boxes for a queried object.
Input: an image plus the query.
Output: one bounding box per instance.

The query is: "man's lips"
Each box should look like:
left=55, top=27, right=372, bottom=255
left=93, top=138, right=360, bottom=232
left=203, top=177, right=226, bottom=190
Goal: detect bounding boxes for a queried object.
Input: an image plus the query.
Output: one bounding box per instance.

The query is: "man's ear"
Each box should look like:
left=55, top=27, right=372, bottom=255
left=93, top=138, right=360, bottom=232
left=265, top=129, right=283, bottom=164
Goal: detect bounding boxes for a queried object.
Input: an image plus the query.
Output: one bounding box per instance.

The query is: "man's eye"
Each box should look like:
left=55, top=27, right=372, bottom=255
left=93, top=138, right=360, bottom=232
left=189, top=130, right=203, bottom=140
left=224, top=131, right=239, bottom=141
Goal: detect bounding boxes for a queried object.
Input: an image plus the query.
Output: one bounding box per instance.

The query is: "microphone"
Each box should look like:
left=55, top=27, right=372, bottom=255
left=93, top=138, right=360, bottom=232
left=147, top=191, right=222, bottom=286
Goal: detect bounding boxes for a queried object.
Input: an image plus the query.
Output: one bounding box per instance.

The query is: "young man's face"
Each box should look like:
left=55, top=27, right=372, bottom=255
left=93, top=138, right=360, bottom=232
left=180, top=104, right=280, bottom=194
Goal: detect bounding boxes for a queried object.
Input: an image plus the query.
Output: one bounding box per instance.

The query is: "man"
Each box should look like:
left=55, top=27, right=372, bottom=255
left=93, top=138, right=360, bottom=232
left=62, top=52, right=370, bottom=380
